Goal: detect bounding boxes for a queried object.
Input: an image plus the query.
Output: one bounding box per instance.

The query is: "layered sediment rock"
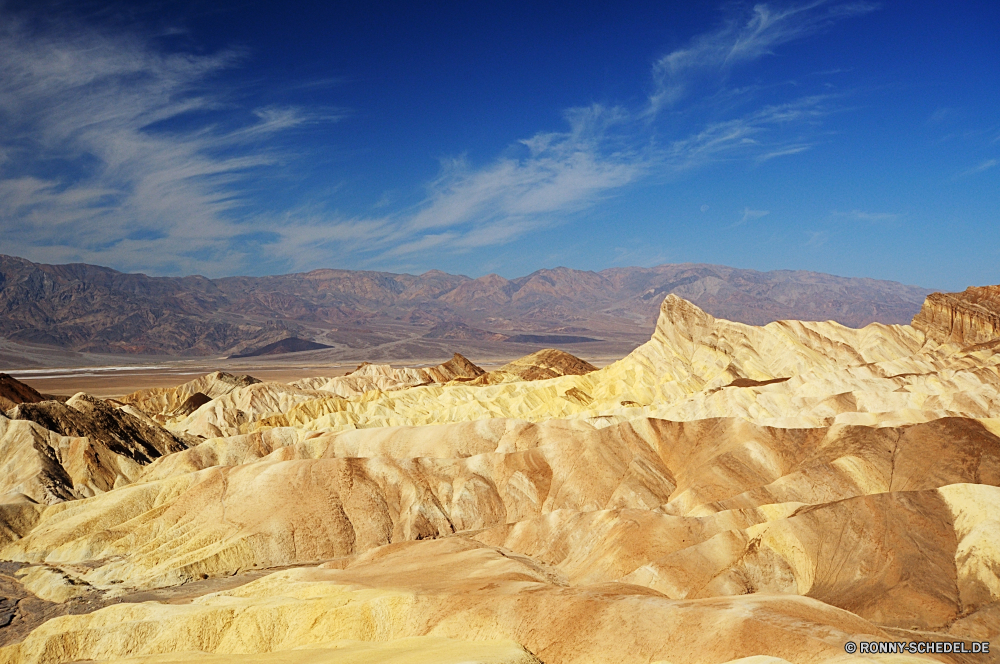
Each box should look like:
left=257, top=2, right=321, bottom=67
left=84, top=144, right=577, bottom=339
left=290, top=353, right=484, bottom=396
left=256, top=294, right=1000, bottom=434
left=913, top=285, right=1000, bottom=345
left=119, top=372, right=261, bottom=424
left=0, top=393, right=192, bottom=503
left=470, top=348, right=598, bottom=385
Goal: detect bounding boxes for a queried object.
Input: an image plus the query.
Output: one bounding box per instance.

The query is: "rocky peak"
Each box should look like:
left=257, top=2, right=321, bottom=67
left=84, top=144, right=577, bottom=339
left=911, top=285, right=1000, bottom=345
left=653, top=294, right=718, bottom=346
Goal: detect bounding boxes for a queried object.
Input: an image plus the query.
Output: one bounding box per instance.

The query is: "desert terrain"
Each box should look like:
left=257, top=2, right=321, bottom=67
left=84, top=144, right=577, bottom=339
left=0, top=285, right=998, bottom=663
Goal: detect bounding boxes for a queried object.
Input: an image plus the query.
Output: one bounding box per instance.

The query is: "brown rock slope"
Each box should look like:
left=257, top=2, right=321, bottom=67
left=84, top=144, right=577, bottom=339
left=470, top=348, right=598, bottom=385
left=0, top=374, right=44, bottom=411
left=3, top=293, right=1000, bottom=662
left=0, top=393, right=191, bottom=504
left=913, top=285, right=1000, bottom=345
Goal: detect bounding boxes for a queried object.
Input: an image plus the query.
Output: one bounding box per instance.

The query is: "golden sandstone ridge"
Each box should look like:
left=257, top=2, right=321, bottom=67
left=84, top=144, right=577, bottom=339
left=0, top=292, right=999, bottom=663
left=912, top=285, right=1000, bottom=346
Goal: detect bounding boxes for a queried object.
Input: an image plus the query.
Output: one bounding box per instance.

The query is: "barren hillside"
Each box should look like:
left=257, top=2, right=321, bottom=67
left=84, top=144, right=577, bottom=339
left=0, top=292, right=996, bottom=662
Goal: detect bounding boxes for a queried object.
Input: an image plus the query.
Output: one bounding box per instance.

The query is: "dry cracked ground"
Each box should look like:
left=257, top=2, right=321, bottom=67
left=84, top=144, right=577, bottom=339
left=0, top=291, right=999, bottom=663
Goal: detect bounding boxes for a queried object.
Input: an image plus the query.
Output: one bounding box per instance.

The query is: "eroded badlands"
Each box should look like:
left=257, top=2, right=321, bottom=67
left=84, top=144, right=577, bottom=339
left=1, top=293, right=999, bottom=663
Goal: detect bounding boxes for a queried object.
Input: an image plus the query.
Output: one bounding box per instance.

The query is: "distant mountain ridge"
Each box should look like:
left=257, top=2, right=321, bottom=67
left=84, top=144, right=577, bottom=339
left=0, top=254, right=932, bottom=358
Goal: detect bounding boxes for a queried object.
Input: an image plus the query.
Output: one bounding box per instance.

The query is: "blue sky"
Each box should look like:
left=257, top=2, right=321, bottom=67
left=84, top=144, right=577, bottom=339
left=0, top=1, right=997, bottom=290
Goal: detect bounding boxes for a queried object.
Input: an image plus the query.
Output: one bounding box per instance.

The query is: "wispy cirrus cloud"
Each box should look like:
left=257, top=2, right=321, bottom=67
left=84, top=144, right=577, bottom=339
left=805, top=229, right=829, bottom=247
left=648, top=0, right=877, bottom=113
left=0, top=2, right=877, bottom=276
left=757, top=143, right=814, bottom=162
left=830, top=209, right=904, bottom=225
left=0, top=6, right=338, bottom=275
left=956, top=159, right=998, bottom=178
left=732, top=208, right=771, bottom=227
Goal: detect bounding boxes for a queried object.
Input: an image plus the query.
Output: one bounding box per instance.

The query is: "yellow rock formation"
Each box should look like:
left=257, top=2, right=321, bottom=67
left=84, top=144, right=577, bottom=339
left=468, top=348, right=598, bottom=385
left=1, top=294, right=998, bottom=663
left=120, top=371, right=261, bottom=425
left=290, top=353, right=484, bottom=396
left=256, top=295, right=1000, bottom=435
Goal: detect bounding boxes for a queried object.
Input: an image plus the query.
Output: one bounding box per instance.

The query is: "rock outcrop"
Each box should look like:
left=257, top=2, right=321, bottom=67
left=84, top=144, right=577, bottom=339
left=119, top=371, right=261, bottom=424
left=0, top=374, right=44, bottom=412
left=913, top=285, right=1000, bottom=345
left=291, top=354, right=484, bottom=397
left=1, top=393, right=192, bottom=502
left=470, top=348, right=598, bottom=385
left=255, top=294, right=1000, bottom=434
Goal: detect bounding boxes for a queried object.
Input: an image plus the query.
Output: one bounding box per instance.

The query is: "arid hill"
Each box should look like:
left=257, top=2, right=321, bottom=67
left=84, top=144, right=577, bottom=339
left=229, top=337, right=332, bottom=358
left=0, top=254, right=930, bottom=361
left=0, top=374, right=44, bottom=411
left=0, top=293, right=997, bottom=662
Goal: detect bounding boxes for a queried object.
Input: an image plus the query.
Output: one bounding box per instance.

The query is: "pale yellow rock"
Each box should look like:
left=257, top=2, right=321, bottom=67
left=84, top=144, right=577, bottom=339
left=170, top=381, right=331, bottom=438
left=624, top=488, right=973, bottom=630
left=473, top=504, right=802, bottom=586
left=0, top=414, right=147, bottom=504
left=291, top=354, right=483, bottom=397
left=0, top=497, right=44, bottom=547
left=94, top=637, right=539, bottom=664
left=0, top=539, right=941, bottom=664
left=290, top=364, right=435, bottom=396
left=120, top=371, right=261, bottom=425
left=139, top=417, right=602, bottom=483
left=467, top=348, right=596, bottom=385
left=2, top=420, right=677, bottom=589
left=16, top=564, right=91, bottom=603
left=252, top=296, right=1000, bottom=436
left=937, top=483, right=1000, bottom=611
left=7, top=413, right=998, bottom=600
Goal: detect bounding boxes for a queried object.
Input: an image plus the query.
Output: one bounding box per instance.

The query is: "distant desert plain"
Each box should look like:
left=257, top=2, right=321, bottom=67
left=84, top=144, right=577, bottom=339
left=1, top=256, right=999, bottom=663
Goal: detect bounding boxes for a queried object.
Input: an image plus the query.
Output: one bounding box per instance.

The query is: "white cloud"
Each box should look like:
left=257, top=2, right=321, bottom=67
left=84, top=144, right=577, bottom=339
left=0, top=2, right=878, bottom=275
left=957, top=159, right=998, bottom=178
left=805, top=230, right=829, bottom=247
left=664, top=95, right=836, bottom=170
left=733, top=208, right=770, bottom=227
left=0, top=7, right=331, bottom=276
left=401, top=105, right=642, bottom=237
left=757, top=143, right=814, bottom=162
left=648, top=1, right=877, bottom=113
left=839, top=209, right=902, bottom=223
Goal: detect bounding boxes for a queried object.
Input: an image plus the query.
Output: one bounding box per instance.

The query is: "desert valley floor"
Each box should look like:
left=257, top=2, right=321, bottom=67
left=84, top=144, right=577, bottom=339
left=0, top=291, right=999, bottom=663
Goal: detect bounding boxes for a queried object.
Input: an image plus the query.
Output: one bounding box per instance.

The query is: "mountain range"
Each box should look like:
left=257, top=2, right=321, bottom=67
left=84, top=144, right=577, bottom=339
left=0, top=254, right=932, bottom=360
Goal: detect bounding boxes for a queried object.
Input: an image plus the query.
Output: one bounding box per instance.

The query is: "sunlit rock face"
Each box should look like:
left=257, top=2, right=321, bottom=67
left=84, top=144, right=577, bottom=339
left=1, top=294, right=999, bottom=663
left=913, top=285, right=1000, bottom=346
